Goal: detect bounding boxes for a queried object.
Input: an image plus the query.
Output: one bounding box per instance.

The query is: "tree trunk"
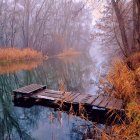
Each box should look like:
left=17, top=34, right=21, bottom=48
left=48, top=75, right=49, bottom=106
left=111, top=0, right=130, bottom=56
left=136, top=0, right=140, bottom=50
left=133, top=0, right=140, bottom=51
left=24, top=0, right=30, bottom=48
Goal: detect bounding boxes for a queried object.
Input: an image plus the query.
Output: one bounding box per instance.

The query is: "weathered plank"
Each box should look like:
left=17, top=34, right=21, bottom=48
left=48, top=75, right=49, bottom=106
left=62, top=92, right=74, bottom=101
left=13, top=84, right=46, bottom=95
left=85, top=95, right=98, bottom=105
left=36, top=95, right=56, bottom=101
left=45, top=89, right=63, bottom=95
left=38, top=92, right=62, bottom=99
left=66, top=92, right=81, bottom=102
left=92, top=95, right=104, bottom=107
left=99, top=96, right=111, bottom=108
left=106, top=98, right=117, bottom=109
left=80, top=94, right=93, bottom=104
left=73, top=94, right=89, bottom=103
left=113, top=99, right=123, bottom=110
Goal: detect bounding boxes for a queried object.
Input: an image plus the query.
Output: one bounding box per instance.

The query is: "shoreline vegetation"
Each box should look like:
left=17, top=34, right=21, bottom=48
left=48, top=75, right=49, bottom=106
left=0, top=48, right=43, bottom=65
left=0, top=48, right=81, bottom=65
left=84, top=52, right=140, bottom=140
left=0, top=47, right=81, bottom=73
left=95, top=52, right=140, bottom=139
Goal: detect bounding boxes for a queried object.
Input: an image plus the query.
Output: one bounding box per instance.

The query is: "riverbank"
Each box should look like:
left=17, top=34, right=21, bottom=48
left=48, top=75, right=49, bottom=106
left=0, top=48, right=81, bottom=65
left=0, top=48, right=43, bottom=65
left=84, top=52, right=140, bottom=139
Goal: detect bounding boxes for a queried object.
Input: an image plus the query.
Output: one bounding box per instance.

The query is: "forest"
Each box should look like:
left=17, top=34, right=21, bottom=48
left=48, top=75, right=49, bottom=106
left=0, top=0, right=92, bottom=56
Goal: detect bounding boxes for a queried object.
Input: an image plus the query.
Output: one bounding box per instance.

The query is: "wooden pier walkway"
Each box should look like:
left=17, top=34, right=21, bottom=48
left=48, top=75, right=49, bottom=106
left=13, top=84, right=123, bottom=110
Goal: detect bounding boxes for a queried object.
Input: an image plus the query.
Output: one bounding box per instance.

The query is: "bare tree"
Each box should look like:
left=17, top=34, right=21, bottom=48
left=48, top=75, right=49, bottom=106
left=133, top=0, right=140, bottom=51
left=111, top=0, right=130, bottom=56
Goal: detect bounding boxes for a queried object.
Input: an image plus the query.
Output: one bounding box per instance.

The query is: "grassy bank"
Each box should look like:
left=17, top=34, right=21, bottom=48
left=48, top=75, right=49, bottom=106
left=99, top=52, right=140, bottom=139
left=0, top=48, right=43, bottom=64
left=83, top=53, right=140, bottom=140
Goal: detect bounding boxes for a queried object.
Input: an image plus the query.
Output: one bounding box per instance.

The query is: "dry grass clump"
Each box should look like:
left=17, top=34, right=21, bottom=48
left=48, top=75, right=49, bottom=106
left=57, top=48, right=80, bottom=58
left=110, top=99, right=140, bottom=140
left=0, top=48, right=43, bottom=63
left=100, top=53, right=140, bottom=140
left=107, top=59, right=137, bottom=101
left=84, top=53, right=140, bottom=140
left=106, top=52, right=140, bottom=102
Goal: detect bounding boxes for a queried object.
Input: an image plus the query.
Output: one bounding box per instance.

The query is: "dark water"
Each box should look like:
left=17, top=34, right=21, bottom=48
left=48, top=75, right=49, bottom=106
left=0, top=54, right=101, bottom=140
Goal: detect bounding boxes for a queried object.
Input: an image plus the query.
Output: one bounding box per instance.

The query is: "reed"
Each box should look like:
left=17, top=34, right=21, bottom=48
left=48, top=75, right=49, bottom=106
left=0, top=48, right=43, bottom=63
left=107, top=59, right=137, bottom=102
left=95, top=52, right=140, bottom=140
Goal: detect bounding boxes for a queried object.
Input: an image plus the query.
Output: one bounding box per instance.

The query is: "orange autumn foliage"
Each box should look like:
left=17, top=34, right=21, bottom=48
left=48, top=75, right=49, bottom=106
left=0, top=48, right=43, bottom=62
left=107, top=59, right=137, bottom=101
left=95, top=53, right=140, bottom=140
left=106, top=52, right=140, bottom=102
left=111, top=99, right=140, bottom=140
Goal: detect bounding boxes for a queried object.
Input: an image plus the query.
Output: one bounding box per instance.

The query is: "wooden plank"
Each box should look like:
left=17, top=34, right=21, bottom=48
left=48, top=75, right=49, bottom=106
left=34, top=91, right=61, bottom=101
left=113, top=99, right=123, bottom=110
left=62, top=92, right=74, bottom=101
left=22, top=84, right=45, bottom=92
left=92, top=95, right=104, bottom=107
left=73, top=94, right=89, bottom=103
left=80, top=94, right=93, bottom=104
left=36, top=95, right=56, bottom=101
left=65, top=92, right=81, bottom=102
left=106, top=98, right=117, bottom=109
left=99, top=96, right=111, bottom=108
left=38, top=92, right=62, bottom=99
left=13, top=84, right=46, bottom=94
left=45, top=89, right=63, bottom=95
left=85, top=95, right=98, bottom=104
left=18, top=84, right=40, bottom=92
left=53, top=92, right=76, bottom=103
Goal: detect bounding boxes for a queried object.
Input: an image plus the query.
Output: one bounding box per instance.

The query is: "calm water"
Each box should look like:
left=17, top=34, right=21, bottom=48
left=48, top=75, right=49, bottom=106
left=0, top=54, right=103, bottom=140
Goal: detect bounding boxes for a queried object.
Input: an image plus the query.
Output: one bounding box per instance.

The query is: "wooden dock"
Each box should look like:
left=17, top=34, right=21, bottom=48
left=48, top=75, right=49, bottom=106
left=13, top=84, right=123, bottom=110
left=13, top=84, right=127, bottom=124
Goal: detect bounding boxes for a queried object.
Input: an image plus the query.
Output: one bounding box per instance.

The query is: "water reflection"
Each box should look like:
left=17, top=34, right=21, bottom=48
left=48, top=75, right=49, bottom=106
left=0, top=74, right=33, bottom=139
left=0, top=55, right=94, bottom=140
left=0, top=61, right=42, bottom=74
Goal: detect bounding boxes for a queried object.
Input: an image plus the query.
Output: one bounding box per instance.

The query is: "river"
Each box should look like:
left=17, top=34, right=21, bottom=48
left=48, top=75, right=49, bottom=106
left=0, top=49, right=106, bottom=140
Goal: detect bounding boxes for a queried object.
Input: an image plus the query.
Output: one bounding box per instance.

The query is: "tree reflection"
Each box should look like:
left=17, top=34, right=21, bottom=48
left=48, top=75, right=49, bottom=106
left=0, top=75, right=32, bottom=140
